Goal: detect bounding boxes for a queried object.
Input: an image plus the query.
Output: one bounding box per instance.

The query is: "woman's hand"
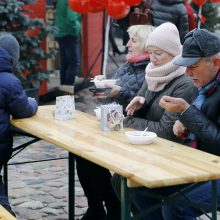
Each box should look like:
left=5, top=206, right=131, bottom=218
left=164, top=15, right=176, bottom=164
left=104, top=83, right=121, bottom=98
left=126, top=96, right=145, bottom=116
left=94, top=75, right=105, bottom=80
left=94, top=84, right=121, bottom=99
left=159, top=96, right=190, bottom=113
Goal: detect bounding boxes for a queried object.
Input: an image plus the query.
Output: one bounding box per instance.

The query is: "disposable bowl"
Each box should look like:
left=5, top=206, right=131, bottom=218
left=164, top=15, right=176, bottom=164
left=125, top=131, right=157, bottom=145
left=94, top=79, right=117, bottom=89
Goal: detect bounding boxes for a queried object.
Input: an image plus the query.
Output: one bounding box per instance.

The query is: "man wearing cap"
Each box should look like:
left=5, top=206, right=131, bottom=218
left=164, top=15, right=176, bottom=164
left=159, top=29, right=220, bottom=219
left=0, top=33, right=38, bottom=216
left=129, top=28, right=220, bottom=220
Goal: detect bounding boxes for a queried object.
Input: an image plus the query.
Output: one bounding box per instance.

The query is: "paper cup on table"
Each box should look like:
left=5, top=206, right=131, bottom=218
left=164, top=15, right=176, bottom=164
left=54, top=95, right=76, bottom=120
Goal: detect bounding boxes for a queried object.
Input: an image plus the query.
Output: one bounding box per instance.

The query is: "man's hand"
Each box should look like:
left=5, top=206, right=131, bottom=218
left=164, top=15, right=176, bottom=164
left=159, top=96, right=190, bottom=113
left=173, top=120, right=188, bottom=139
left=126, top=96, right=145, bottom=116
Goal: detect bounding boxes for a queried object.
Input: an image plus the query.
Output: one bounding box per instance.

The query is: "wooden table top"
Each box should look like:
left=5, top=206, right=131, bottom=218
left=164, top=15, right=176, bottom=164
left=11, top=105, right=220, bottom=188
left=0, top=205, right=16, bottom=220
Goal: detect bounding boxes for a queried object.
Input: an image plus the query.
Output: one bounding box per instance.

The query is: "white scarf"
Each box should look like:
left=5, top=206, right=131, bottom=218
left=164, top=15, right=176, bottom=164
left=145, top=59, right=186, bottom=92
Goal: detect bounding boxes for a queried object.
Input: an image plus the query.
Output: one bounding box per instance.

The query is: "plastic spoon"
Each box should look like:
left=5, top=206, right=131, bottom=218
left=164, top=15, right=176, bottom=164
left=141, top=127, right=148, bottom=136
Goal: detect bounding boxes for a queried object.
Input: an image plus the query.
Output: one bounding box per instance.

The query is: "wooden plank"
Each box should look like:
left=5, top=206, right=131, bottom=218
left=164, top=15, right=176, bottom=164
left=10, top=105, right=220, bottom=188
left=0, top=205, right=16, bottom=220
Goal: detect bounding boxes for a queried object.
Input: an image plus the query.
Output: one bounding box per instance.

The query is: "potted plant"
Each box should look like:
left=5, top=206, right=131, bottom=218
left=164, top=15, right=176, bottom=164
left=0, top=0, right=57, bottom=101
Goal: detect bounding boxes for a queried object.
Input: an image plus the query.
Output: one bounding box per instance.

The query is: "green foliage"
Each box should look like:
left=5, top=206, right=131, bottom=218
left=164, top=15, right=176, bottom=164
left=0, top=0, right=57, bottom=88
left=191, top=2, right=220, bottom=32
left=201, top=2, right=220, bottom=31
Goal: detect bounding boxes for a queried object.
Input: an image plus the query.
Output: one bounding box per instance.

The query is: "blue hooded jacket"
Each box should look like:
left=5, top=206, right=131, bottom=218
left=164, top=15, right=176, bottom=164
left=0, top=48, right=38, bottom=164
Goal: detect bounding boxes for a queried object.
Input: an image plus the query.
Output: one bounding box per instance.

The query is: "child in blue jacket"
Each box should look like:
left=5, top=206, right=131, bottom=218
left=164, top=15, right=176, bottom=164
left=0, top=33, right=38, bottom=216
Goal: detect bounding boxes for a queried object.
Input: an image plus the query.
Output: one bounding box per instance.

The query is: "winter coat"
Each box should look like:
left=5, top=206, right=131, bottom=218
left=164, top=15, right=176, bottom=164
left=180, top=82, right=220, bottom=156
left=108, top=59, right=150, bottom=110
left=124, top=75, right=198, bottom=141
left=0, top=48, right=38, bottom=164
left=54, top=0, right=81, bottom=38
left=150, top=0, right=189, bottom=43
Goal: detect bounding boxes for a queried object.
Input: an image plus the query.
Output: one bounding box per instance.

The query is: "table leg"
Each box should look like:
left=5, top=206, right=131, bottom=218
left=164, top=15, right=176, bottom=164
left=211, top=180, right=217, bottom=220
left=121, top=177, right=131, bottom=220
left=69, top=153, right=75, bottom=220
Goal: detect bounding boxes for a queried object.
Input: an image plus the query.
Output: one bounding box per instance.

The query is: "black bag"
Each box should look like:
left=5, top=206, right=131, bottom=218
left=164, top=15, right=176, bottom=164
left=129, top=0, right=153, bottom=26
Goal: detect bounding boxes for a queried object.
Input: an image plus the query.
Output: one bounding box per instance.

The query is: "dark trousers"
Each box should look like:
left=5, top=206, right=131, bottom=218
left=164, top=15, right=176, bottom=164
left=0, top=166, right=10, bottom=208
left=112, top=173, right=220, bottom=220
left=75, top=156, right=120, bottom=216
left=57, top=35, right=80, bottom=85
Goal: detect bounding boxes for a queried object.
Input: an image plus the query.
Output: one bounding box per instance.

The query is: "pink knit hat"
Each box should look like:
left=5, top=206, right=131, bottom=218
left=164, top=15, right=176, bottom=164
left=146, top=22, right=182, bottom=56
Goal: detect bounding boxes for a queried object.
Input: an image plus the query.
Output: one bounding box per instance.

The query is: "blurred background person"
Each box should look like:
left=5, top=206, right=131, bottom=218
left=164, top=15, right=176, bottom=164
left=149, top=0, right=189, bottom=43
left=54, top=0, right=81, bottom=94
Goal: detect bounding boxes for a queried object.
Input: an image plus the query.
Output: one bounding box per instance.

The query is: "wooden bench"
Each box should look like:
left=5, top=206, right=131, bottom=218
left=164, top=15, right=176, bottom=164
left=0, top=205, right=16, bottom=220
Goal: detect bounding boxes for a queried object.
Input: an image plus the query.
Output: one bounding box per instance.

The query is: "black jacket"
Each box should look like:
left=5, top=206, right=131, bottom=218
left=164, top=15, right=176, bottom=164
left=150, top=0, right=189, bottom=43
left=180, top=83, right=220, bottom=155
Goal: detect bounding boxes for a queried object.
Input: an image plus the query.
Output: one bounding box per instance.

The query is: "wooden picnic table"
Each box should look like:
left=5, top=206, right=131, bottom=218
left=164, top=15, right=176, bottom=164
left=0, top=205, right=16, bottom=220
left=10, top=105, right=220, bottom=219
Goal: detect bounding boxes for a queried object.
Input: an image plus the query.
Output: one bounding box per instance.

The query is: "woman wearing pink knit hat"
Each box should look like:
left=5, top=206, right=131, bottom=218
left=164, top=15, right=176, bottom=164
left=112, top=22, right=197, bottom=218
left=124, top=22, right=197, bottom=137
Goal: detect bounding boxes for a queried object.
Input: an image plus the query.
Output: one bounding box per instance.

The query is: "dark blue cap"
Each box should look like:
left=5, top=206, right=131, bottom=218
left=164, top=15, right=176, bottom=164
left=174, top=29, right=220, bottom=67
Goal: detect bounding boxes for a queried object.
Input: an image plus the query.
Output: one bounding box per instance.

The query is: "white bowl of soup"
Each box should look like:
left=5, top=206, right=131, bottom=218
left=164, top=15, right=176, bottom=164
left=125, top=131, right=157, bottom=145
left=93, top=79, right=117, bottom=89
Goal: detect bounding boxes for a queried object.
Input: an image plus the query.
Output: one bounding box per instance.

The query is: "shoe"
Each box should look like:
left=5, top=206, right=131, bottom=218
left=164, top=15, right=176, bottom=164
left=81, top=207, right=107, bottom=220
left=59, top=85, right=74, bottom=95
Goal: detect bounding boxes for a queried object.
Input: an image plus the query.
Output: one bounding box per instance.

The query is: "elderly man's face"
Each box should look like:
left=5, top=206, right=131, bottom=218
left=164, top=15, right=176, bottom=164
left=185, top=58, right=218, bottom=88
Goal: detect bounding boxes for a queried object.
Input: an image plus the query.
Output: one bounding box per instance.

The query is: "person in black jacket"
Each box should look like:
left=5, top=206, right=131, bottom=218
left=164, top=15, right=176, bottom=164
left=150, top=0, right=189, bottom=43
left=76, top=25, right=155, bottom=220
left=0, top=33, right=38, bottom=216
left=131, top=29, right=220, bottom=220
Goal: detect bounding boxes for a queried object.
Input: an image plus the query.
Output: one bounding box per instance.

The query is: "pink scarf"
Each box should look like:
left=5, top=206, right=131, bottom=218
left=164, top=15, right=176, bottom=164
left=126, top=52, right=149, bottom=63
